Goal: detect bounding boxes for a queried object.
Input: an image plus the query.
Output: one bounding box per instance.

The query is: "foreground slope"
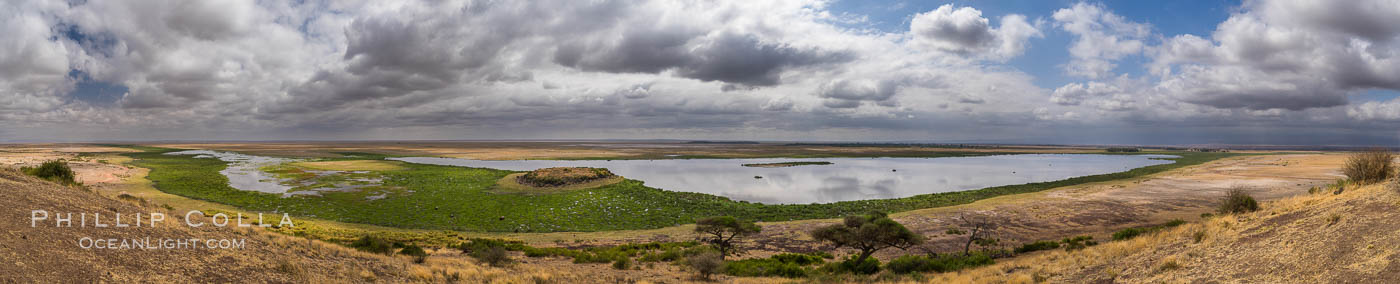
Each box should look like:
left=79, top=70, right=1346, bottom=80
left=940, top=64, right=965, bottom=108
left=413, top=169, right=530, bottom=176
left=932, top=181, right=1400, bottom=283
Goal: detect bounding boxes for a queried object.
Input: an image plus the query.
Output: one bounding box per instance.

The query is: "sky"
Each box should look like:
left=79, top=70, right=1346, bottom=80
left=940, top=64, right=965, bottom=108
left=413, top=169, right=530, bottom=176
left=2, top=0, right=1400, bottom=145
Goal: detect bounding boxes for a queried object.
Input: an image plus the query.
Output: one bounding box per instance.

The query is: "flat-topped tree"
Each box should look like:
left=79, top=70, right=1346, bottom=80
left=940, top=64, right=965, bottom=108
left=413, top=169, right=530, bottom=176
left=695, top=216, right=761, bottom=260
left=811, top=211, right=924, bottom=265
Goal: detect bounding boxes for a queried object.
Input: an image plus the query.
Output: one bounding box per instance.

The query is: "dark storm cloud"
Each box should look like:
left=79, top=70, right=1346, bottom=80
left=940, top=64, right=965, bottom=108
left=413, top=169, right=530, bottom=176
left=672, top=33, right=852, bottom=86
left=559, top=31, right=853, bottom=86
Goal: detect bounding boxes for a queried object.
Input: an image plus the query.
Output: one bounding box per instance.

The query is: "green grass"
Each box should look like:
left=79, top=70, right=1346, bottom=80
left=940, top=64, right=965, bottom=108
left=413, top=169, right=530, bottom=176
left=123, top=147, right=1238, bottom=232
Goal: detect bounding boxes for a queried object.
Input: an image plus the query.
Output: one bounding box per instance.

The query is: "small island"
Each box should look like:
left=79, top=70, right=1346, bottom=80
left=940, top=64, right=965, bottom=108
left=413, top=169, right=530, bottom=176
left=741, top=161, right=834, bottom=168
left=496, top=167, right=623, bottom=193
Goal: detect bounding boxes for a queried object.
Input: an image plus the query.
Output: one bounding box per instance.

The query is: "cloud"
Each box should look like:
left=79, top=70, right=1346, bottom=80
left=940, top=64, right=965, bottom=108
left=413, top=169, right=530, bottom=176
left=1348, top=98, right=1400, bottom=121
left=3, top=0, right=1400, bottom=145
left=1052, top=2, right=1151, bottom=78
left=911, top=4, right=1042, bottom=60
left=0, top=1, right=74, bottom=114
left=1145, top=0, right=1400, bottom=110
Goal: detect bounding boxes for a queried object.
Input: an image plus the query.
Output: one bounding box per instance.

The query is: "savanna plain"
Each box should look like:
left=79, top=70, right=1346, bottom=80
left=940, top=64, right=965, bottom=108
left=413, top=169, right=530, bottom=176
left=3, top=141, right=1397, bottom=283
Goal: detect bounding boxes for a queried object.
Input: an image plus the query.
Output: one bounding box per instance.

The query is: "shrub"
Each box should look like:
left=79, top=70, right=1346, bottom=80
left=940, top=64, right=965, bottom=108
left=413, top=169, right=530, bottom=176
left=823, top=256, right=881, bottom=275
left=349, top=236, right=394, bottom=255
left=22, top=160, right=78, bottom=185
left=1343, top=149, right=1395, bottom=184
left=688, top=252, right=724, bottom=281
left=723, top=259, right=807, bottom=278
left=886, top=253, right=994, bottom=274
left=720, top=253, right=825, bottom=278
left=474, top=246, right=511, bottom=267
left=770, top=253, right=825, bottom=266
left=1014, top=240, right=1061, bottom=254
left=1164, top=219, right=1187, bottom=227
left=612, top=257, right=632, bottom=270
left=1192, top=231, right=1207, bottom=243
left=1218, top=187, right=1260, bottom=214
left=399, top=245, right=428, bottom=263
left=1061, top=236, right=1096, bottom=251
left=1112, top=227, right=1150, bottom=241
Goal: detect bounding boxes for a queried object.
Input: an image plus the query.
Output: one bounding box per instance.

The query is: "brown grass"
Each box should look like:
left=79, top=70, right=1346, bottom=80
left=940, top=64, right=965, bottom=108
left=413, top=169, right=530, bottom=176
left=923, top=182, right=1400, bottom=283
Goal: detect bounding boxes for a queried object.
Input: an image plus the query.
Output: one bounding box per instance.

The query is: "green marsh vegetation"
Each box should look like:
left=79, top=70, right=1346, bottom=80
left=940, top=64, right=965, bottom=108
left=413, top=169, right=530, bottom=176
left=123, top=147, right=1238, bottom=232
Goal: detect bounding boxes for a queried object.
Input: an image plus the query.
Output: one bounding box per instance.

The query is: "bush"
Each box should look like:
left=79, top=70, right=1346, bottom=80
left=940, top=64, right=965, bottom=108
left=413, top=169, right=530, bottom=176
left=1014, top=240, right=1061, bottom=254
left=688, top=252, right=724, bottom=281
left=770, top=253, right=825, bottom=266
left=399, top=244, right=428, bottom=263
left=823, top=256, right=880, bottom=275
left=723, top=259, right=806, bottom=278
left=349, top=236, right=394, bottom=255
left=1164, top=219, right=1187, bottom=227
left=612, top=257, right=632, bottom=270
left=1218, top=187, right=1260, bottom=214
left=474, top=246, right=512, bottom=267
left=1112, top=227, right=1150, bottom=241
left=1343, top=149, right=1395, bottom=184
left=721, top=253, right=825, bottom=278
left=22, top=160, right=78, bottom=185
left=886, top=253, right=994, bottom=274
left=1061, top=236, right=1097, bottom=251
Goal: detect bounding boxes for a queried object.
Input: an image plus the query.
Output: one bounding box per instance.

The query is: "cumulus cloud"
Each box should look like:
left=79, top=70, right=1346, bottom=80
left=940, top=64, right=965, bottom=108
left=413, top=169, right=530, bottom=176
left=911, top=4, right=1042, bottom=60
left=1052, top=2, right=1151, bottom=78
left=1348, top=98, right=1400, bottom=121
left=1145, top=0, right=1400, bottom=110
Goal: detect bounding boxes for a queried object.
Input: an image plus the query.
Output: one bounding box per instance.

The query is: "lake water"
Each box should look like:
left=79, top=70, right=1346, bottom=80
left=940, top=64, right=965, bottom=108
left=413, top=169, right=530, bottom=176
left=166, top=150, right=298, bottom=194
left=389, top=154, right=1176, bottom=204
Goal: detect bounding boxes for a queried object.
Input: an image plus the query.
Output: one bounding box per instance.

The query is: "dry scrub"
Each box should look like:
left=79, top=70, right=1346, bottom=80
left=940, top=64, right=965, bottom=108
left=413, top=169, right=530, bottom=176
left=1343, top=149, right=1395, bottom=184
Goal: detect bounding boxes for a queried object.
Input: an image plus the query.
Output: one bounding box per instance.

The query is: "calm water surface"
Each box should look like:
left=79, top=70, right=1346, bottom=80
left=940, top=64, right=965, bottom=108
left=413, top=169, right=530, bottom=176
left=389, top=154, right=1176, bottom=204
left=166, top=150, right=298, bottom=194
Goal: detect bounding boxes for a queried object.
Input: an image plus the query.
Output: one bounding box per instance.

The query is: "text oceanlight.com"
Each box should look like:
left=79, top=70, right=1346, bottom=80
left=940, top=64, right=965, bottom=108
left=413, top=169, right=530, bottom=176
left=30, top=209, right=295, bottom=250
left=78, top=237, right=246, bottom=250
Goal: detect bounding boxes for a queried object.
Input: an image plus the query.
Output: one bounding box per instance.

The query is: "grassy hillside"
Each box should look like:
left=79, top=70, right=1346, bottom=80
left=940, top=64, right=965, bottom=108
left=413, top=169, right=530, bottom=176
left=930, top=181, right=1400, bottom=283
left=125, top=148, right=1237, bottom=232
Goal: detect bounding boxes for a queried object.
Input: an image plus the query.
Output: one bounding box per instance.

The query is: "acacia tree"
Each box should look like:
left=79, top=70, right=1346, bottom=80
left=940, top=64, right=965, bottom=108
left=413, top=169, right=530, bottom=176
left=695, top=216, right=761, bottom=259
left=810, top=212, right=924, bottom=265
left=949, top=212, right=998, bottom=256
